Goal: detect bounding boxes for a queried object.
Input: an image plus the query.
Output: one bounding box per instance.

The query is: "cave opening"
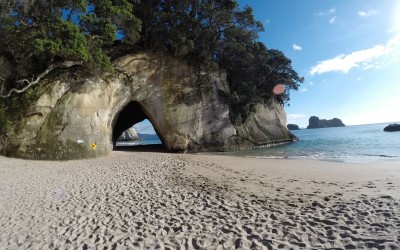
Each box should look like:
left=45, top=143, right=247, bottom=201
left=112, top=101, right=166, bottom=152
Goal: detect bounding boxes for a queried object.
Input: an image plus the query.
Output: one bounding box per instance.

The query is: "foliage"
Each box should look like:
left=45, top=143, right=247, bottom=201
left=132, top=0, right=261, bottom=61
left=222, top=42, right=303, bottom=123
left=307, top=116, right=345, bottom=129
left=0, top=0, right=141, bottom=94
left=0, top=102, right=12, bottom=136
left=0, top=84, right=44, bottom=136
left=0, top=0, right=302, bottom=126
left=131, top=0, right=303, bottom=123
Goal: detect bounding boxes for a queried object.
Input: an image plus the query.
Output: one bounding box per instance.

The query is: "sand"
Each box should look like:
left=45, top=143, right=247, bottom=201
left=0, top=152, right=399, bottom=249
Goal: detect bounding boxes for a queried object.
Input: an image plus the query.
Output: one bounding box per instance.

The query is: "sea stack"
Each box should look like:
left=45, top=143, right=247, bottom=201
left=287, top=124, right=300, bottom=130
left=307, top=116, right=345, bottom=129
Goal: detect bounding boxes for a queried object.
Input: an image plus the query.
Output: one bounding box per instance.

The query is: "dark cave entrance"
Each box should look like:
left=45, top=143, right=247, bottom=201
left=112, top=101, right=166, bottom=152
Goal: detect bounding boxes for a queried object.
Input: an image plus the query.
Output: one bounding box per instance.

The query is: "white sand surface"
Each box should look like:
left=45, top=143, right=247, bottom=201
left=0, top=151, right=399, bottom=249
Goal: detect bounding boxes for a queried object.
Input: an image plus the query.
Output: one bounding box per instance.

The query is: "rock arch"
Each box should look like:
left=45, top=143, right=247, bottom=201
left=112, top=101, right=164, bottom=147
left=0, top=52, right=296, bottom=160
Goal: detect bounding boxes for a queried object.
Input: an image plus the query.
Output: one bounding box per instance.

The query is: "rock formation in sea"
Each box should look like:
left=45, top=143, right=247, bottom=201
left=287, top=124, right=300, bottom=130
left=383, top=124, right=400, bottom=132
left=307, top=116, right=345, bottom=129
left=0, top=53, right=296, bottom=160
left=117, top=127, right=138, bottom=141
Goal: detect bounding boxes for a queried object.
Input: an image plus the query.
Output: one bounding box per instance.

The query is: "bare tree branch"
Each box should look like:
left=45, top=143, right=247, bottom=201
left=0, top=61, right=83, bottom=98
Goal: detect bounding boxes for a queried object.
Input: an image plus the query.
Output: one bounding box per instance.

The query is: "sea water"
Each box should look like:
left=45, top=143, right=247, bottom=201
left=232, top=123, right=400, bottom=163
left=116, top=140, right=162, bottom=146
left=116, top=123, right=400, bottom=163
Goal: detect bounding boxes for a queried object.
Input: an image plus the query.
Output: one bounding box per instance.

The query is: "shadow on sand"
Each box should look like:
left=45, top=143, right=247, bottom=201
left=114, top=144, right=168, bottom=153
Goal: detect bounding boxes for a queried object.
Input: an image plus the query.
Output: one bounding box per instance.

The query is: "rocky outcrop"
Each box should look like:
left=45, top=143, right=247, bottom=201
left=287, top=124, right=300, bottom=130
left=307, top=116, right=345, bottom=129
left=117, top=128, right=138, bottom=141
left=0, top=52, right=296, bottom=160
left=384, top=124, right=400, bottom=132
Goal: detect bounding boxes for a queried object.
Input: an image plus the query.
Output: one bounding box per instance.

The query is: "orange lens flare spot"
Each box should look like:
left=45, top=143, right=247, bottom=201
left=273, top=84, right=286, bottom=95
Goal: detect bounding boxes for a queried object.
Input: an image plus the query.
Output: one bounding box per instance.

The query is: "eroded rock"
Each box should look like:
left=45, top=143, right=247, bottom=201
left=1, top=53, right=296, bottom=160
left=384, top=124, right=400, bottom=132
left=117, top=128, right=138, bottom=141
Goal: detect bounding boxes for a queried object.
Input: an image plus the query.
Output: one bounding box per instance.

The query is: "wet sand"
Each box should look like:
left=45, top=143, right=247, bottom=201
left=0, top=152, right=399, bottom=249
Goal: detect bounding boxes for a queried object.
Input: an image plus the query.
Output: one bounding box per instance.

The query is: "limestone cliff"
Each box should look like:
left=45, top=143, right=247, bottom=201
left=0, top=53, right=296, bottom=160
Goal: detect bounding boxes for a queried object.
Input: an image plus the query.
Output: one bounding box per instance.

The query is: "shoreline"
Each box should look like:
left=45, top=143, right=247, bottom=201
left=188, top=153, right=400, bottom=196
left=194, top=150, right=400, bottom=165
left=1, top=152, right=399, bottom=249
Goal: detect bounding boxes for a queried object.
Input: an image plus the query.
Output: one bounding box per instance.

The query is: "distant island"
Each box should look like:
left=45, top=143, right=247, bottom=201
left=287, top=124, right=300, bottom=130
left=307, top=116, right=345, bottom=129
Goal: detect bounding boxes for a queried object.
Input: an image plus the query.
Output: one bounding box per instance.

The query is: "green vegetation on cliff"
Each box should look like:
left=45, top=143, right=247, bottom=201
left=0, top=0, right=303, bottom=125
left=287, top=124, right=300, bottom=130
left=307, top=116, right=345, bottom=129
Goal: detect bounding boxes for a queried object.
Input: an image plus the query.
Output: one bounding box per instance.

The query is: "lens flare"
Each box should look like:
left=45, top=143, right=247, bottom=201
left=273, top=84, right=286, bottom=95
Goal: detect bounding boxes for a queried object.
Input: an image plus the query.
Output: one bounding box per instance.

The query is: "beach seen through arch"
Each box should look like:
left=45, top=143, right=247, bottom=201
left=112, top=101, right=165, bottom=152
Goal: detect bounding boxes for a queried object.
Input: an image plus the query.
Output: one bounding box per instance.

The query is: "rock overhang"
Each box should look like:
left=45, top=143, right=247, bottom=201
left=0, top=52, right=296, bottom=160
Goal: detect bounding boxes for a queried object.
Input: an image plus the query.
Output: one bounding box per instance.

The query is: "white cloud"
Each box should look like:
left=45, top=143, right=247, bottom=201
left=356, top=76, right=362, bottom=81
left=316, top=8, right=336, bottom=16
left=292, top=43, right=302, bottom=51
left=287, top=114, right=307, bottom=120
left=309, top=44, right=388, bottom=75
left=312, top=36, right=400, bottom=75
left=330, top=16, right=337, bottom=24
left=358, top=9, right=378, bottom=17
left=300, top=88, right=308, bottom=93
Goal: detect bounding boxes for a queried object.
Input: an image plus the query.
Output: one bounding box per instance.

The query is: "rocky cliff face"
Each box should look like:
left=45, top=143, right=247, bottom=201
left=1, top=53, right=296, bottom=160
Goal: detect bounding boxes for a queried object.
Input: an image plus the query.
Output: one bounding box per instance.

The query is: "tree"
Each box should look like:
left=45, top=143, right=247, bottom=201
left=130, top=0, right=304, bottom=123
left=131, top=0, right=262, bottom=62
left=1, top=0, right=303, bottom=126
left=220, top=42, right=303, bottom=123
left=0, top=0, right=141, bottom=98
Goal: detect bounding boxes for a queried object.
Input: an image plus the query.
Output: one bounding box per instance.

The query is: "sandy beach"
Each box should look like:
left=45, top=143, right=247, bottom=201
left=0, top=151, right=399, bottom=249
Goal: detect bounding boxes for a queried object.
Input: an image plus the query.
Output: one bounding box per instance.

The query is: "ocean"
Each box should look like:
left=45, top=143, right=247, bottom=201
left=232, top=123, right=400, bottom=163
left=116, top=140, right=162, bottom=147
left=116, top=123, right=400, bottom=163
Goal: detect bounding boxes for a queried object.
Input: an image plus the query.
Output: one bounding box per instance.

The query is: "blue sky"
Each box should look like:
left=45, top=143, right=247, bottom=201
left=133, top=119, right=156, bottom=135
left=136, top=0, right=400, bottom=133
left=239, top=0, right=400, bottom=127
